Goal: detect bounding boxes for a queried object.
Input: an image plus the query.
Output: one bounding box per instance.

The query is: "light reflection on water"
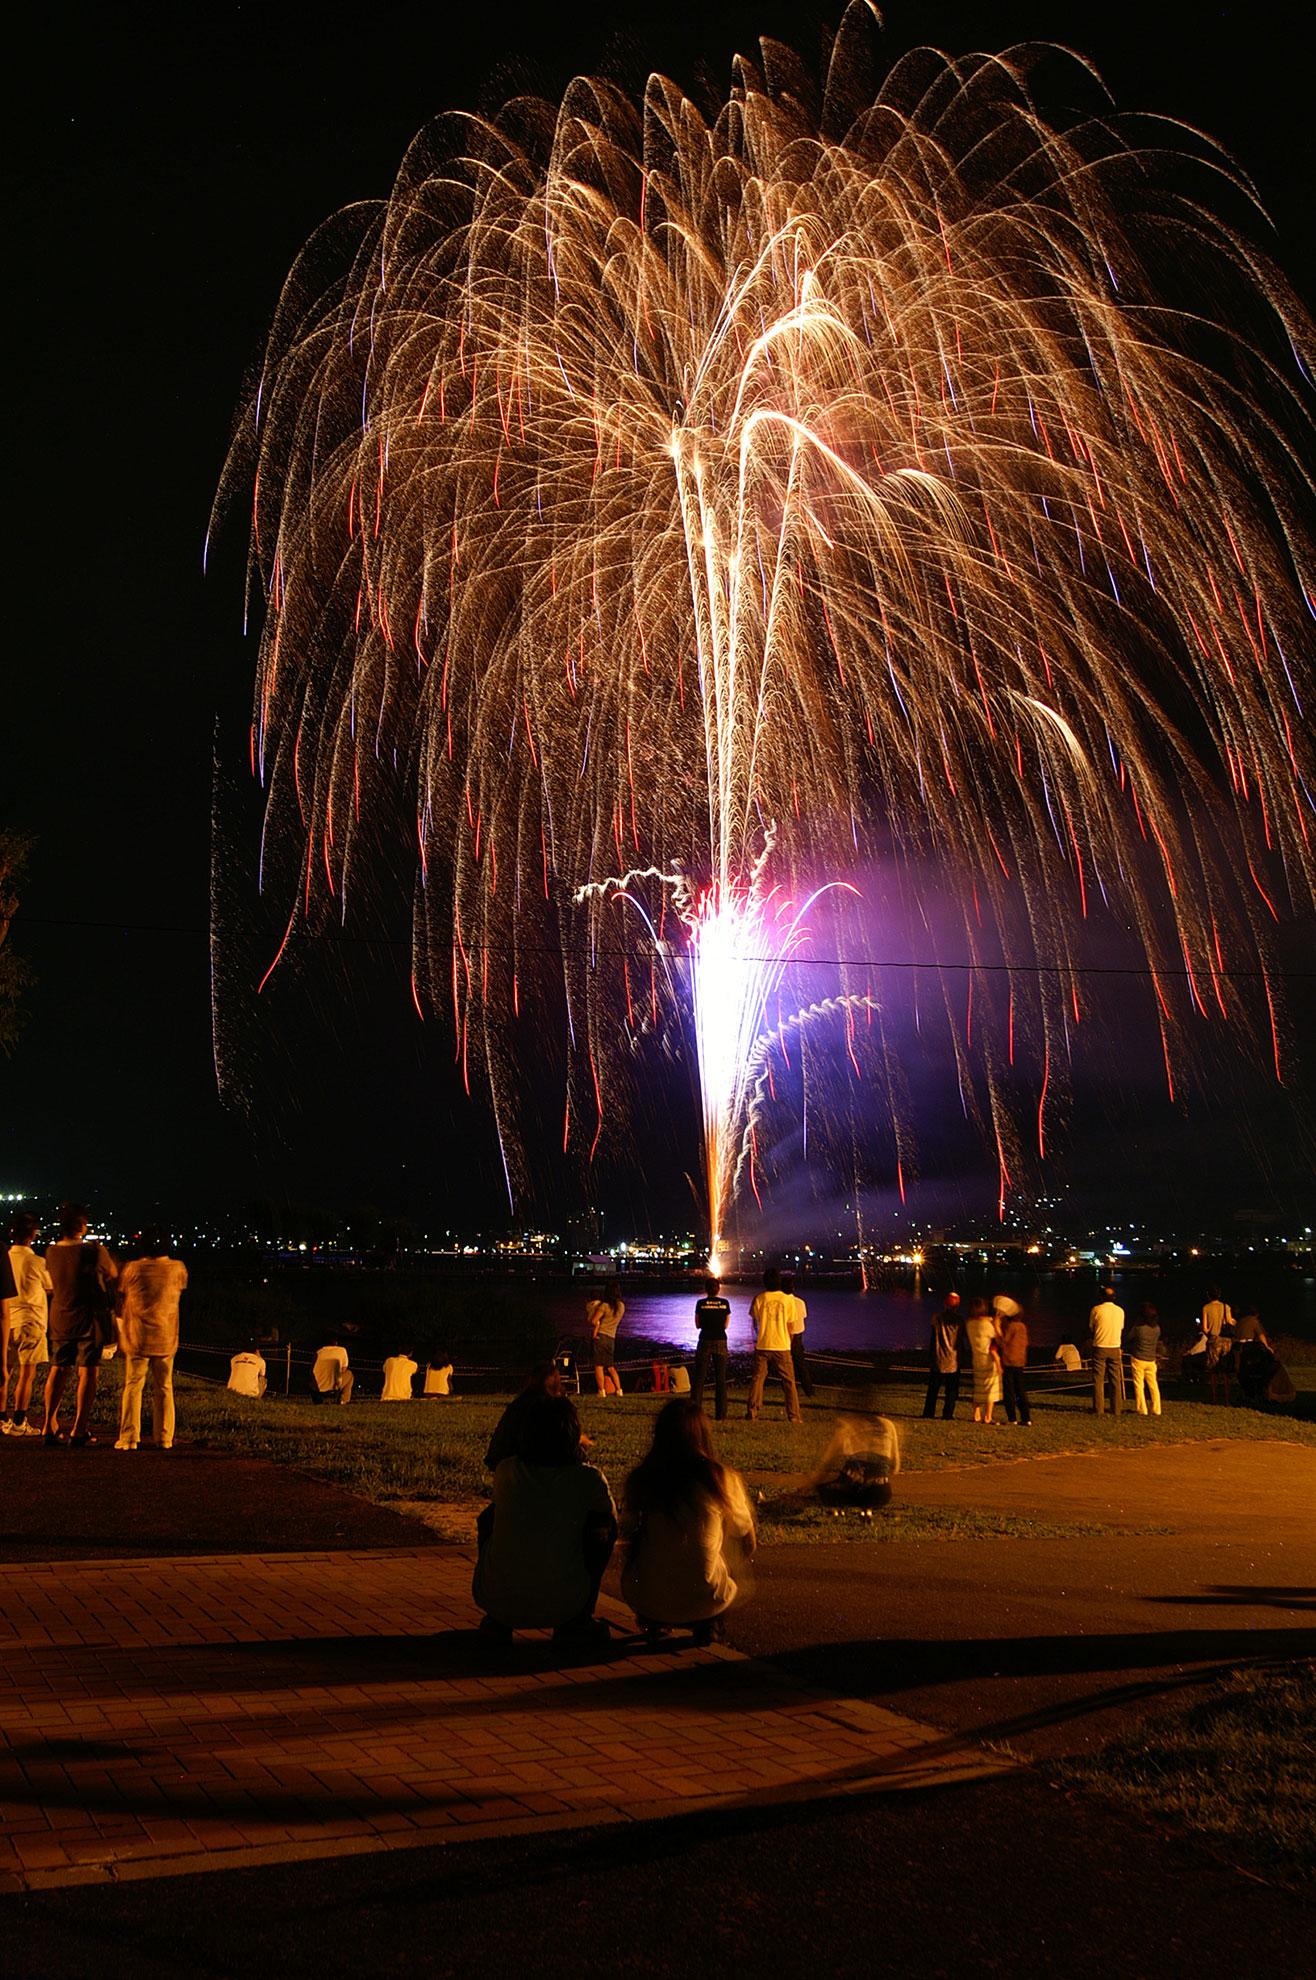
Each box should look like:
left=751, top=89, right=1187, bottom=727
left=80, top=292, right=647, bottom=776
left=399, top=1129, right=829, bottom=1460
left=538, top=1270, right=1316, bottom=1360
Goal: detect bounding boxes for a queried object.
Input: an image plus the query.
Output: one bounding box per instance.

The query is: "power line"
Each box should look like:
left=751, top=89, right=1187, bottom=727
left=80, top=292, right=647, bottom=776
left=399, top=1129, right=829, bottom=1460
left=14, top=913, right=1315, bottom=980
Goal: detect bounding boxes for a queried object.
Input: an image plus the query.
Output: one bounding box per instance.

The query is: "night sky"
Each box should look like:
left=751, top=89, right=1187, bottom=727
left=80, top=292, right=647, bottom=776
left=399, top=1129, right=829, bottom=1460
left=6, top=1, right=1314, bottom=1239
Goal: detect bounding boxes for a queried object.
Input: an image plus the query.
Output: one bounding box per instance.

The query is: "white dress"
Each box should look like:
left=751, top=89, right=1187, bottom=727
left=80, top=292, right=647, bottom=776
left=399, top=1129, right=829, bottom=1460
left=965, top=1317, right=1003, bottom=1408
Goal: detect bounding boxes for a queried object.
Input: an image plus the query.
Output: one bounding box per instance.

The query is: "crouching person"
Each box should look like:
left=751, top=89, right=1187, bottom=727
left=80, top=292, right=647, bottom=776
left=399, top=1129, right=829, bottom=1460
left=810, top=1404, right=901, bottom=1510
left=621, top=1399, right=756, bottom=1646
left=473, top=1397, right=617, bottom=1647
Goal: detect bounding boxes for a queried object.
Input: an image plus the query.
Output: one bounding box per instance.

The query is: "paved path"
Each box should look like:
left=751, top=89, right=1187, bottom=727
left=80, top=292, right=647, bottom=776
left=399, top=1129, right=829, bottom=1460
left=0, top=1547, right=1006, bottom=1891
left=736, top=1440, right=1316, bottom=1761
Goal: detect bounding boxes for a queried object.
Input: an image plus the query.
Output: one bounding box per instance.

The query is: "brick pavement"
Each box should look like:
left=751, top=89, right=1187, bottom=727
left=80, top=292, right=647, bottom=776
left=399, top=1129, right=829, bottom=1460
left=0, top=1547, right=1008, bottom=1890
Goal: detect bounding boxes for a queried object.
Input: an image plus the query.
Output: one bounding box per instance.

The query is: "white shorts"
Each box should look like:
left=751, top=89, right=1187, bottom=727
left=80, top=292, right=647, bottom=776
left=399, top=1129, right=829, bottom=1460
left=12, top=1322, right=49, bottom=1367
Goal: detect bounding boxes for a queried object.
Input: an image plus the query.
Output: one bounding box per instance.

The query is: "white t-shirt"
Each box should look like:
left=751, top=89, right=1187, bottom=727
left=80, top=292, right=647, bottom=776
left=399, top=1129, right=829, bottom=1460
left=7, top=1246, right=53, bottom=1329
left=787, top=1294, right=806, bottom=1337
left=749, top=1290, right=794, bottom=1352
left=313, top=1345, right=350, bottom=1392
left=1089, top=1301, right=1125, bottom=1349
left=381, top=1355, right=418, bottom=1401
left=228, top=1352, right=266, bottom=1396
left=423, top=1362, right=454, bottom=1396
left=474, top=1459, right=616, bottom=1628
left=586, top=1299, right=622, bottom=1341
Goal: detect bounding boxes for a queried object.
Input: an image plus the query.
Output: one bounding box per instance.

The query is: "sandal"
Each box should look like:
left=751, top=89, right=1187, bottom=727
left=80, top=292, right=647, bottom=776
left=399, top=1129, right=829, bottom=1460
left=69, top=1433, right=98, bottom=1448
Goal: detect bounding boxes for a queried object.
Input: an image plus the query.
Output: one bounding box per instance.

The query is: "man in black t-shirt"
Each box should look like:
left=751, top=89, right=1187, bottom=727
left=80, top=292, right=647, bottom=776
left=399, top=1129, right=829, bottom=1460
left=692, top=1278, right=731, bottom=1420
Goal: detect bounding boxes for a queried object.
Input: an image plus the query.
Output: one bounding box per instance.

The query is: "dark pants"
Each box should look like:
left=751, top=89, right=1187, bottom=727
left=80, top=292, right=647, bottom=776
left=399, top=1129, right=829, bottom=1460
left=692, top=1338, right=728, bottom=1418
left=790, top=1335, right=815, bottom=1400
left=1001, top=1366, right=1030, bottom=1424
left=922, top=1370, right=960, bottom=1419
left=1093, top=1346, right=1124, bottom=1414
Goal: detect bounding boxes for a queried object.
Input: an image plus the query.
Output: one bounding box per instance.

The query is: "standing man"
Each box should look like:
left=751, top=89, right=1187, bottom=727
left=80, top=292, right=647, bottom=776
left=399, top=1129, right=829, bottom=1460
left=115, top=1227, right=187, bottom=1451
left=43, top=1203, right=117, bottom=1446
left=4, top=1213, right=53, bottom=1434
left=691, top=1277, right=731, bottom=1420
left=922, top=1291, right=962, bottom=1420
left=746, top=1268, right=801, bottom=1424
left=780, top=1273, right=815, bottom=1400
left=1199, top=1287, right=1233, bottom=1370
left=1089, top=1284, right=1126, bottom=1415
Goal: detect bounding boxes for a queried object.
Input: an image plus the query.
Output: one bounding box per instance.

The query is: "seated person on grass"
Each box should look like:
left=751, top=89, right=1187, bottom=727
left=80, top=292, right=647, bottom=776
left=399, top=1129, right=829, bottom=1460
left=422, top=1355, right=454, bottom=1397
left=311, top=1338, right=354, bottom=1405
left=381, top=1349, right=419, bottom=1400
left=473, top=1396, right=617, bottom=1646
left=228, top=1348, right=267, bottom=1397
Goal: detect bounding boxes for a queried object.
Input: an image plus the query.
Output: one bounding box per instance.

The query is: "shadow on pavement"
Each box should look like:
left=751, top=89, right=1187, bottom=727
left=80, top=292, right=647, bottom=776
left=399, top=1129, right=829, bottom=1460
left=1141, top=1584, right=1315, bottom=1611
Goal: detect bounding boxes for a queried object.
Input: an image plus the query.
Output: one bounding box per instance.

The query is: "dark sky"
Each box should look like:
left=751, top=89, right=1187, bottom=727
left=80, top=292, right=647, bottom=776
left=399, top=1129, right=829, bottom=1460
left=6, top=1, right=1314, bottom=1239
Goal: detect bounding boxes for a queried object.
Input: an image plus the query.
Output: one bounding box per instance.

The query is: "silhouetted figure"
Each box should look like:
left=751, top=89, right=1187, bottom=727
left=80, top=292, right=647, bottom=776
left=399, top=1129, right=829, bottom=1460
left=996, top=1303, right=1031, bottom=1426
left=691, top=1278, right=731, bottom=1420
left=43, top=1203, right=117, bottom=1446
left=485, top=1362, right=567, bottom=1471
left=474, top=1396, right=617, bottom=1645
left=922, top=1292, right=962, bottom=1420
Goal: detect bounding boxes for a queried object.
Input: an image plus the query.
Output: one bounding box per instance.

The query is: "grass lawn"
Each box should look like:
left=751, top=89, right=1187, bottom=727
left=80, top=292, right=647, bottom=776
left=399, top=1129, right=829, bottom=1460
left=66, top=1365, right=1313, bottom=1544
left=1056, top=1660, right=1316, bottom=1888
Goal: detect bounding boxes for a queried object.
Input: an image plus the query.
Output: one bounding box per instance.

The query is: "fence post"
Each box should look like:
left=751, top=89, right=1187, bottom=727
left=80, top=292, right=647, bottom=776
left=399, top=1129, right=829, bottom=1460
left=286, top=1342, right=292, bottom=1396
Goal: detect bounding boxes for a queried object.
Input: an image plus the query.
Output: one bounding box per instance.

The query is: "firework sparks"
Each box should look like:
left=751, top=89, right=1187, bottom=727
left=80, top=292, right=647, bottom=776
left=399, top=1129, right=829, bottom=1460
left=215, top=7, right=1316, bottom=1243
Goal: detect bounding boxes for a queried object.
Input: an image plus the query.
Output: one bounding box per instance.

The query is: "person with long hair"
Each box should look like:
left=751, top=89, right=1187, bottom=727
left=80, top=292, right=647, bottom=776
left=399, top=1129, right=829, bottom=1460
left=621, top=1400, right=756, bottom=1645
left=586, top=1279, right=625, bottom=1395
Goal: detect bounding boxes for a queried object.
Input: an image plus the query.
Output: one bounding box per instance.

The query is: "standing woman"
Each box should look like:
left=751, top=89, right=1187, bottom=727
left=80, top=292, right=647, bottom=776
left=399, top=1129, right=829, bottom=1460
left=622, top=1400, right=756, bottom=1644
left=964, top=1296, right=1003, bottom=1426
left=1125, top=1302, right=1163, bottom=1417
left=586, top=1279, right=625, bottom=1396
left=43, top=1203, right=117, bottom=1446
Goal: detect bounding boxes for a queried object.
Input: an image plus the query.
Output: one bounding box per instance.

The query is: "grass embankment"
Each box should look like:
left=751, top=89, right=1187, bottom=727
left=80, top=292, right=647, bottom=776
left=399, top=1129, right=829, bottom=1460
left=1057, top=1661, right=1316, bottom=1888
left=80, top=1368, right=1314, bottom=1545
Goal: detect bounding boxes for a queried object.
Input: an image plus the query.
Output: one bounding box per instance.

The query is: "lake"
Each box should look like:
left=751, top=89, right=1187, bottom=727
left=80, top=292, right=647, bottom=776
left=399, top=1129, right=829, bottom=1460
left=540, top=1268, right=1316, bottom=1362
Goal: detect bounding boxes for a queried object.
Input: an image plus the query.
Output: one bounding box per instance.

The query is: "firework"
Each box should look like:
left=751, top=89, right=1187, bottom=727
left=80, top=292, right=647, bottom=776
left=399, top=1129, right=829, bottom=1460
left=214, top=6, right=1316, bottom=1243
